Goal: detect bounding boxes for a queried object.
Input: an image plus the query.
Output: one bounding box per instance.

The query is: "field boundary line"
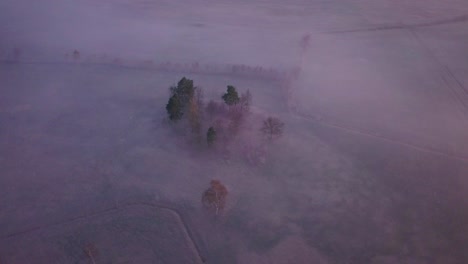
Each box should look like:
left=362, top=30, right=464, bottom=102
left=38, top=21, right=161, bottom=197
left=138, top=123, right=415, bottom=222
left=1, top=202, right=207, bottom=263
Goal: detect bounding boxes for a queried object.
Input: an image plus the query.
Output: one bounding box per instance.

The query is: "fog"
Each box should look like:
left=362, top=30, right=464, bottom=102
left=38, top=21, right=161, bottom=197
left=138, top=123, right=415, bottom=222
left=1, top=0, right=468, bottom=263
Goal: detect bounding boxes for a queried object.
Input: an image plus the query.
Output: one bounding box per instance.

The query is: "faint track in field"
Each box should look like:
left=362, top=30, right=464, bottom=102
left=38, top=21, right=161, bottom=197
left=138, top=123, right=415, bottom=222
left=289, top=20, right=468, bottom=163
left=282, top=73, right=468, bottom=163
left=291, top=110, right=468, bottom=163
left=285, top=76, right=468, bottom=163
left=324, top=14, right=468, bottom=34
left=1, top=202, right=207, bottom=263
left=407, top=27, right=468, bottom=120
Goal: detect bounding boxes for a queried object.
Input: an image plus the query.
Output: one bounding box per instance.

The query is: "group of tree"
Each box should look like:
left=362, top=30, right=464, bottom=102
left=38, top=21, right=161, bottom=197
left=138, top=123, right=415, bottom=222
left=164, top=78, right=285, bottom=217
left=165, top=77, right=284, bottom=146
left=221, top=85, right=252, bottom=112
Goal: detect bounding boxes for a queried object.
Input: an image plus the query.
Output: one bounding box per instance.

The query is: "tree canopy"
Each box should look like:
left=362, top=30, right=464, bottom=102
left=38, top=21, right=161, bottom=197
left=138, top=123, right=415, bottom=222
left=166, top=77, right=196, bottom=121
left=170, top=77, right=196, bottom=106
left=166, top=94, right=183, bottom=121
left=201, top=180, right=228, bottom=215
left=222, top=85, right=240, bottom=106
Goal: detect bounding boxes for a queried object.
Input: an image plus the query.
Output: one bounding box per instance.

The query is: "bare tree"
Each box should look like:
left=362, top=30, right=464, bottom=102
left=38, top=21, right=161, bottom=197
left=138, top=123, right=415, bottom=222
left=227, top=108, right=243, bottom=135
left=260, top=116, right=284, bottom=141
left=205, top=100, right=217, bottom=119
left=239, top=89, right=252, bottom=113
left=201, top=180, right=228, bottom=215
left=195, top=87, right=204, bottom=111
left=188, top=96, right=201, bottom=135
left=187, top=88, right=206, bottom=143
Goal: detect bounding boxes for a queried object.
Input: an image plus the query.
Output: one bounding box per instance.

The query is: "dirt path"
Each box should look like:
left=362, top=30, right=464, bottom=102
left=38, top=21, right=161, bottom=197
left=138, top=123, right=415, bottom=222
left=1, top=202, right=207, bottom=263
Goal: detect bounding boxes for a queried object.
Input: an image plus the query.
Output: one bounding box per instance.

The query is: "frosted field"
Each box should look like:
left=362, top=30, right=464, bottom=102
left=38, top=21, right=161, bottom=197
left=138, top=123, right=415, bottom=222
left=1, top=0, right=468, bottom=263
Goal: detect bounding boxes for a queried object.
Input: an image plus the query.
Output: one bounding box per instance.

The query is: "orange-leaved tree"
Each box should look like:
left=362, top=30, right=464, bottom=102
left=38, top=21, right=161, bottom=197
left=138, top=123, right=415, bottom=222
left=201, top=180, right=228, bottom=215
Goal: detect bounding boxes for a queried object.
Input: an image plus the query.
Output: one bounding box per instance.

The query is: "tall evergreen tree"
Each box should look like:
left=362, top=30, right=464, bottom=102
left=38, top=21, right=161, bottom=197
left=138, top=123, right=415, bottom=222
left=222, top=85, right=240, bottom=106
left=170, top=77, right=195, bottom=107
left=166, top=94, right=183, bottom=121
left=166, top=77, right=197, bottom=121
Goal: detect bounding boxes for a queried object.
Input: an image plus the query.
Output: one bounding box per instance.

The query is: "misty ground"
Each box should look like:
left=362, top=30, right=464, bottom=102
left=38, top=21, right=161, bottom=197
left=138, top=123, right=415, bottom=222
left=1, top=0, right=468, bottom=263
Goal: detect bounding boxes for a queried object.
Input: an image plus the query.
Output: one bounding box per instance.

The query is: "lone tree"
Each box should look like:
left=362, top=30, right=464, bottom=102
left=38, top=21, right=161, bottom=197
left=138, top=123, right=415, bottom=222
left=222, top=85, right=240, bottom=106
left=260, top=116, right=284, bottom=140
left=166, top=94, right=183, bottom=121
left=207, top=126, right=216, bottom=146
left=201, top=180, right=228, bottom=215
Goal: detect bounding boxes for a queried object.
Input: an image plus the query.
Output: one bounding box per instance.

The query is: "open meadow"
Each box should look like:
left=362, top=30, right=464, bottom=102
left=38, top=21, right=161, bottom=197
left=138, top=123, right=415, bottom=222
left=1, top=0, right=468, bottom=263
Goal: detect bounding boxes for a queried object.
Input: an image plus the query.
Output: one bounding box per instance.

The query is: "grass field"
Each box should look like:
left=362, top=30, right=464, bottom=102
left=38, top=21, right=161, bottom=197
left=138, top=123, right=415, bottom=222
left=1, top=204, right=203, bottom=263
left=1, top=0, right=468, bottom=263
